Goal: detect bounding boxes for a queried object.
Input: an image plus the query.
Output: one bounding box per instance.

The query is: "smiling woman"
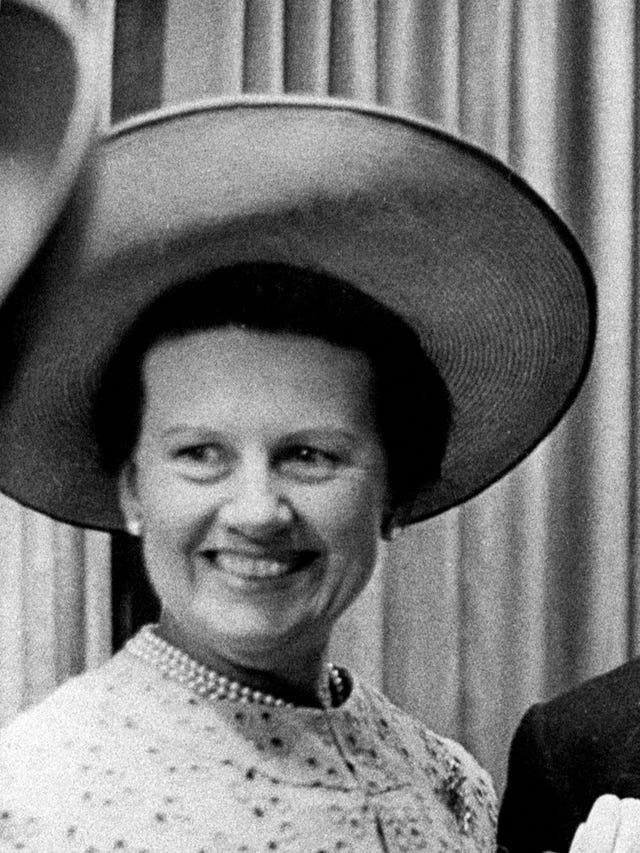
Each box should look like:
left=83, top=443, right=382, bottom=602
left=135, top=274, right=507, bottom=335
left=0, top=97, right=594, bottom=851
left=94, top=265, right=447, bottom=707
left=127, top=329, right=385, bottom=702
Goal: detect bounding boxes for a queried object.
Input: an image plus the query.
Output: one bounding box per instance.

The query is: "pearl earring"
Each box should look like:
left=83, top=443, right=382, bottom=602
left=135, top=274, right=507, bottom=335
left=383, top=521, right=401, bottom=542
left=127, top=518, right=142, bottom=537
left=276, top=500, right=293, bottom=524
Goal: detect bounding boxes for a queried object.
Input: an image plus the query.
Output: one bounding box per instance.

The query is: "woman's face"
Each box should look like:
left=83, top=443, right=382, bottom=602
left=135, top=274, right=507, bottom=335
left=120, top=327, right=389, bottom=664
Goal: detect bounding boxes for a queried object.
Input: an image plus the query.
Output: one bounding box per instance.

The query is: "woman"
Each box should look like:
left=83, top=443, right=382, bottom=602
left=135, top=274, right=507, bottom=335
left=0, top=96, right=596, bottom=851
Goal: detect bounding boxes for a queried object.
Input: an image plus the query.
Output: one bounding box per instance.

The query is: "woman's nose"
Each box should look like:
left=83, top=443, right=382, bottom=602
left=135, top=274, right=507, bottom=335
left=217, top=458, right=293, bottom=538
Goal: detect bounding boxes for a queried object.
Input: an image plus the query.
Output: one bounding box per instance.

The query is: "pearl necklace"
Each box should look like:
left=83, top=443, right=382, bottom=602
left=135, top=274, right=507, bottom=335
left=127, top=624, right=346, bottom=709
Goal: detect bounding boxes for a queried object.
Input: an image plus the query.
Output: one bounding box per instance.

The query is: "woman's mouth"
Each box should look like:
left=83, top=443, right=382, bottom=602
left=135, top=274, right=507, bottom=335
left=201, top=550, right=318, bottom=583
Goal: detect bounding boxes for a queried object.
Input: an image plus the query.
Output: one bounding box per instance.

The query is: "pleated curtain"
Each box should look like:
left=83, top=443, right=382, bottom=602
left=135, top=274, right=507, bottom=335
left=1, top=0, right=637, bottom=794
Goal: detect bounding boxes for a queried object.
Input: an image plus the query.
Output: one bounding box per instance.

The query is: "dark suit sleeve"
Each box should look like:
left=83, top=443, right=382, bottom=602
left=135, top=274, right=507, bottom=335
left=498, top=704, right=582, bottom=853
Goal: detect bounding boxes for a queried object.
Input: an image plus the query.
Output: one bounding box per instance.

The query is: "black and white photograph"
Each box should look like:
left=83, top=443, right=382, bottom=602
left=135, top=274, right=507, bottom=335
left=0, top=2, right=637, bottom=850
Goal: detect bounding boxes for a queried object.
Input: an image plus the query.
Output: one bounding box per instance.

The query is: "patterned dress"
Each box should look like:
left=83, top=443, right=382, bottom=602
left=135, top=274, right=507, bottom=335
left=0, top=629, right=497, bottom=852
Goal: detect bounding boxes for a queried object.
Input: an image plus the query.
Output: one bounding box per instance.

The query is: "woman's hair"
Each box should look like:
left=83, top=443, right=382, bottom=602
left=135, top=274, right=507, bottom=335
left=93, top=263, right=451, bottom=522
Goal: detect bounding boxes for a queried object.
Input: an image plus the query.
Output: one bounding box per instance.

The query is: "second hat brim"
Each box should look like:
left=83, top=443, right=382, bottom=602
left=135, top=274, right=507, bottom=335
left=0, top=0, right=97, bottom=293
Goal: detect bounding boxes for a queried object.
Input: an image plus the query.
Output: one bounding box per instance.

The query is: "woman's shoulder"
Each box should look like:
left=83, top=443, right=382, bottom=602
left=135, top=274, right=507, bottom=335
left=347, top=675, right=498, bottom=842
left=0, top=649, right=150, bottom=760
left=2, top=667, right=106, bottom=741
left=353, top=676, right=490, bottom=770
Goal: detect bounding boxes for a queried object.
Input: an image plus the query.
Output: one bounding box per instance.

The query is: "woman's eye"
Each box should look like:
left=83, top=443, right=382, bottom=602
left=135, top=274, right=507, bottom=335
left=278, top=446, right=340, bottom=481
left=173, top=444, right=227, bottom=474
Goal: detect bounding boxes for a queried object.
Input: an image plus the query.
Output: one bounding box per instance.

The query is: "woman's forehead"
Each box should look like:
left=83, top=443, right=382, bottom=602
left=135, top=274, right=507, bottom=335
left=144, top=326, right=372, bottom=378
left=141, top=327, right=377, bottom=429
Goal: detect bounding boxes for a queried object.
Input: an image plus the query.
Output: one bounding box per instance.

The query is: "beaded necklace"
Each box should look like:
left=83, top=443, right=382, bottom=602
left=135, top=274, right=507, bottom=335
left=127, top=624, right=346, bottom=709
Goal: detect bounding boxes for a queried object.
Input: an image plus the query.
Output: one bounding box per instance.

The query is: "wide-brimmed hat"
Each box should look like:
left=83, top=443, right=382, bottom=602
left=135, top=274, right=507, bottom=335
left=0, top=95, right=595, bottom=530
left=0, top=0, right=97, bottom=292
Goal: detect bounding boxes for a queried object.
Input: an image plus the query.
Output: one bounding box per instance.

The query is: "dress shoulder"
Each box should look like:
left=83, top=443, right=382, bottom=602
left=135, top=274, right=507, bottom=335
left=0, top=666, right=102, bottom=747
left=350, top=676, right=498, bottom=849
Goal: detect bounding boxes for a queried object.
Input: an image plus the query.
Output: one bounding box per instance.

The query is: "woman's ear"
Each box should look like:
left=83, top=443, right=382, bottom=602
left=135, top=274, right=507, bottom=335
left=381, top=511, right=401, bottom=542
left=118, top=462, right=142, bottom=537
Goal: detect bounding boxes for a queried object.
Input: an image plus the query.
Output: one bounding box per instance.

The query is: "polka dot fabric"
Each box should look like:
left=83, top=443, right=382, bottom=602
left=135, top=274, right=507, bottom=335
left=0, top=628, right=496, bottom=851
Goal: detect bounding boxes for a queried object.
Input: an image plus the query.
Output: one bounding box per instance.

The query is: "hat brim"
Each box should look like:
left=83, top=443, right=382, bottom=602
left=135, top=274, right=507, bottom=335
left=0, top=95, right=596, bottom=530
left=0, top=0, right=97, bottom=293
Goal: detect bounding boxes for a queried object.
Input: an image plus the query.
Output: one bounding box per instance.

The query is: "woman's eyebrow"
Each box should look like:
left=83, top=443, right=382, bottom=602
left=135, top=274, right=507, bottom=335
left=154, top=425, right=226, bottom=440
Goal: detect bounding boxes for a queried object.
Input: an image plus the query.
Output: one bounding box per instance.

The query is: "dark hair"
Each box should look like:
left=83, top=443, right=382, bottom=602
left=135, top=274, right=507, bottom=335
left=92, top=264, right=451, bottom=523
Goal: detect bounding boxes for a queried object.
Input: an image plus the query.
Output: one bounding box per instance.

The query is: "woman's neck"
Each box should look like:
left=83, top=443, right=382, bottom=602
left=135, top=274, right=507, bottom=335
left=155, top=611, right=330, bottom=708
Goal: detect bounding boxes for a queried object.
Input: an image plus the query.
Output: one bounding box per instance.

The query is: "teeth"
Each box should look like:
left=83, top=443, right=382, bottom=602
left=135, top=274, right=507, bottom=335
left=215, top=553, right=295, bottom=579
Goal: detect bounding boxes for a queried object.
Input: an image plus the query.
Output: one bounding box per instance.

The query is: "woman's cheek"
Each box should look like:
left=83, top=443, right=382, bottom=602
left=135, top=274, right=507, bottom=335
left=292, top=480, right=385, bottom=565
left=139, top=466, right=208, bottom=529
left=311, top=471, right=386, bottom=527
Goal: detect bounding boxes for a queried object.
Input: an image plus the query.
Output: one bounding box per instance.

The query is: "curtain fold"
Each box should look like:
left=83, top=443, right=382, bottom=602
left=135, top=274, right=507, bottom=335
left=164, top=0, right=244, bottom=102
left=2, top=0, right=638, bottom=795
left=284, top=0, right=331, bottom=93
left=329, top=0, right=377, bottom=100
left=0, top=494, right=111, bottom=725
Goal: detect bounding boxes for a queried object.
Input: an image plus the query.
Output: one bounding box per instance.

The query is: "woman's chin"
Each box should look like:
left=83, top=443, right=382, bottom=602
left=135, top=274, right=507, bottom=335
left=195, top=606, right=321, bottom=651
